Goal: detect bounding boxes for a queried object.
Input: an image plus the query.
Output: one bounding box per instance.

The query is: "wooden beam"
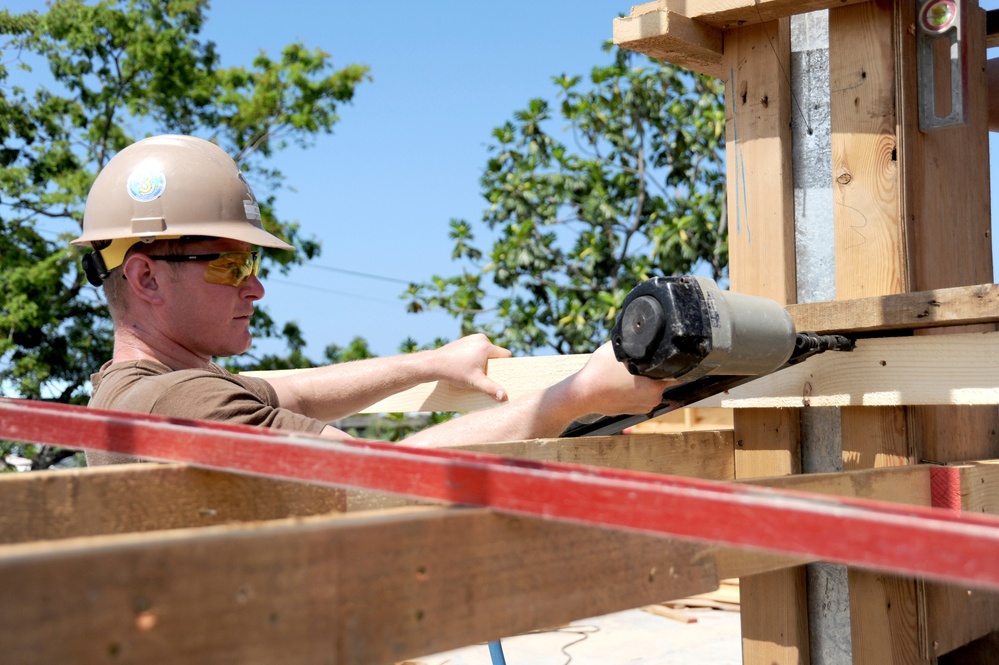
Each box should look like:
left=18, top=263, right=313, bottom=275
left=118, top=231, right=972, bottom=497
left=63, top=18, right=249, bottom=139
left=246, top=315, right=999, bottom=419
left=0, top=506, right=720, bottom=665
left=613, top=6, right=724, bottom=78
left=451, top=430, right=735, bottom=479
left=786, top=283, right=999, bottom=335
left=244, top=353, right=590, bottom=415
left=692, top=330, right=999, bottom=410
left=0, top=464, right=344, bottom=545
left=242, top=285, right=999, bottom=418
left=619, top=0, right=870, bottom=31
left=721, top=14, right=805, bottom=664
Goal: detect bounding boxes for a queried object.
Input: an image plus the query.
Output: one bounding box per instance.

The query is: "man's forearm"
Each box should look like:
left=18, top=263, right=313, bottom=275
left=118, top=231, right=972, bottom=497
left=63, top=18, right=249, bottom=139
left=265, top=353, right=438, bottom=421
left=401, top=384, right=582, bottom=449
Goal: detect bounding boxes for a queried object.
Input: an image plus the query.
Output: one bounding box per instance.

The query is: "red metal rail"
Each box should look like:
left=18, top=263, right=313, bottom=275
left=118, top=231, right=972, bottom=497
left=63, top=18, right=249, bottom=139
left=3, top=397, right=999, bottom=590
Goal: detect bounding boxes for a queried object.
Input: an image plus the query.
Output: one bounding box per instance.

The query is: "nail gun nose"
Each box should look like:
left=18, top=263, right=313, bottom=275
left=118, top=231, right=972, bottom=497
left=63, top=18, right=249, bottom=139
left=618, top=295, right=666, bottom=360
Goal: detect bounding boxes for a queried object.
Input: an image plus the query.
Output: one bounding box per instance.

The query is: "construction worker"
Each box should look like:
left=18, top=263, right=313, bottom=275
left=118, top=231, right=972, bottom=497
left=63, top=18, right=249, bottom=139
left=73, top=135, right=670, bottom=463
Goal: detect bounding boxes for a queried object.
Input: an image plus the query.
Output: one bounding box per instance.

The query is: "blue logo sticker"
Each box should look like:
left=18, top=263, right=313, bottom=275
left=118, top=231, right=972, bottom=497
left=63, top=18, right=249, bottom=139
left=126, top=170, right=166, bottom=202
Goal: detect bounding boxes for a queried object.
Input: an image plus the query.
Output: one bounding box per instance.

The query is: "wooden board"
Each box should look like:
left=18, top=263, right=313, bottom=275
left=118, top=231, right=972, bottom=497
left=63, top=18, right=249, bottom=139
left=0, top=464, right=344, bottom=545
left=451, top=430, right=735, bottom=479
left=613, top=6, right=723, bottom=78
left=347, top=431, right=736, bottom=511
left=246, top=353, right=589, bottom=415
left=721, top=15, right=807, bottom=665
left=691, top=330, right=999, bottom=409
left=786, top=283, right=999, bottom=335
left=0, top=506, right=720, bottom=665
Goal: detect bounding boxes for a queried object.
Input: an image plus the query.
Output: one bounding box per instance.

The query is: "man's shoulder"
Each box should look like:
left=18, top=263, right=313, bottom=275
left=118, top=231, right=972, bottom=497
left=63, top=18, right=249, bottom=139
left=90, top=360, right=274, bottom=413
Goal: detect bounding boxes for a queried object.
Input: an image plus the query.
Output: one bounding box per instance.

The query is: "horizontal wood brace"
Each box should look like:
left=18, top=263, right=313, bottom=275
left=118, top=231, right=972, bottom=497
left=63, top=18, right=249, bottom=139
left=692, top=329, right=999, bottom=409
left=613, top=0, right=869, bottom=74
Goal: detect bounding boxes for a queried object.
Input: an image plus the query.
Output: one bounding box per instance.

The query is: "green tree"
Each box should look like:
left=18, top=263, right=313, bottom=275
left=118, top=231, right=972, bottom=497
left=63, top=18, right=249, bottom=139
left=407, top=44, right=726, bottom=356
left=0, top=0, right=369, bottom=470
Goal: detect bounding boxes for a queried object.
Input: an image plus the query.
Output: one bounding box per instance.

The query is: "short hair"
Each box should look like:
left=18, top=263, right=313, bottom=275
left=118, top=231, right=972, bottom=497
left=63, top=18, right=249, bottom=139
left=101, top=239, right=191, bottom=321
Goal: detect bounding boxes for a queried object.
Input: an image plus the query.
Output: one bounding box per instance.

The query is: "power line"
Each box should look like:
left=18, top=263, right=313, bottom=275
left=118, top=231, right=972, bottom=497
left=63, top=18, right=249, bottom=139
left=300, top=262, right=413, bottom=285
left=264, top=278, right=400, bottom=304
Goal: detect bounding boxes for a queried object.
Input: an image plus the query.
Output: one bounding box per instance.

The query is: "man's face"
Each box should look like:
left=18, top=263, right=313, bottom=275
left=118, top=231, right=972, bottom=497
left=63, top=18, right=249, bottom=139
left=155, top=238, right=265, bottom=360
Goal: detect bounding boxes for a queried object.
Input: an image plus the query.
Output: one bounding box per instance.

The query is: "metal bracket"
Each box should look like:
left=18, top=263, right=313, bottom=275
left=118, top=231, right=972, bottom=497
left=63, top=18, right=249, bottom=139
left=917, top=0, right=969, bottom=131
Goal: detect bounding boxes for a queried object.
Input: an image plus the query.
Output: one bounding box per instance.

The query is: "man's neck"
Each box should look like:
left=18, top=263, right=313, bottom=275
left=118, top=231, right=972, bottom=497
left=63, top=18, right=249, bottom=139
left=112, top=323, right=212, bottom=371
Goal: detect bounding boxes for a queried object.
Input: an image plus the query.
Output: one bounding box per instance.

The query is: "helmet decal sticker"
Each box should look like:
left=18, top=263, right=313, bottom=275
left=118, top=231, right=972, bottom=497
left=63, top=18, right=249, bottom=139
left=126, top=170, right=167, bottom=202
left=243, top=200, right=262, bottom=221
left=236, top=171, right=261, bottom=220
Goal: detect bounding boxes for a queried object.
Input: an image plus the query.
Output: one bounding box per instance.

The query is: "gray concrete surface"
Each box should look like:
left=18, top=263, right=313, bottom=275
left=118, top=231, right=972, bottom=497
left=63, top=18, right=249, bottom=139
left=411, top=607, right=742, bottom=665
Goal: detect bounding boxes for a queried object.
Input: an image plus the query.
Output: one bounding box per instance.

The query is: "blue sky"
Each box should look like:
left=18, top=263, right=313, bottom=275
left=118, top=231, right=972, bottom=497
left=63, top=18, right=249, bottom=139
left=8, top=1, right=999, bottom=361
left=198, top=2, right=643, bottom=360
left=5, top=0, right=640, bottom=358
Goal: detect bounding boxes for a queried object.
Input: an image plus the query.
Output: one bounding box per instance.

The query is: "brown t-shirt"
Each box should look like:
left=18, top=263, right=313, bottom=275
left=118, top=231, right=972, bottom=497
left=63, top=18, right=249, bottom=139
left=87, top=359, right=327, bottom=464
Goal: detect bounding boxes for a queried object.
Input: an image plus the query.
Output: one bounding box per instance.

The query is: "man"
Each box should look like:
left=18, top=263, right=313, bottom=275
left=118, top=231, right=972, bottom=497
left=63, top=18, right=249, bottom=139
left=73, top=135, right=669, bottom=461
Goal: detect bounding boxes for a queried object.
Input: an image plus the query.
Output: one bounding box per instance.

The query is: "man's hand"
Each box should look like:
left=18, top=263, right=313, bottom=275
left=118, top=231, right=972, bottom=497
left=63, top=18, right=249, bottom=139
left=569, top=342, right=675, bottom=416
left=427, top=334, right=512, bottom=402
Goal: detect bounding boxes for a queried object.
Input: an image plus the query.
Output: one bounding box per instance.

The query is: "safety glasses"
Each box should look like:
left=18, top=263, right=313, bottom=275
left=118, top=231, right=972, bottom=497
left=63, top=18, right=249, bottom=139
left=147, top=251, right=261, bottom=287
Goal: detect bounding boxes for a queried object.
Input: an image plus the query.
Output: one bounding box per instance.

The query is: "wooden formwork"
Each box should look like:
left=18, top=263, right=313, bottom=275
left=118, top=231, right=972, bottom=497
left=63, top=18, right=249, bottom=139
left=616, top=0, right=999, bottom=662
left=4, top=1, right=999, bottom=664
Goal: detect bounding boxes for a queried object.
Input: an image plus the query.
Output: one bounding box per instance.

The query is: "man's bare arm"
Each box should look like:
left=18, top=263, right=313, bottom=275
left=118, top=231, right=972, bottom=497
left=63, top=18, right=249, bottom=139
left=400, top=343, right=673, bottom=448
left=262, top=334, right=511, bottom=421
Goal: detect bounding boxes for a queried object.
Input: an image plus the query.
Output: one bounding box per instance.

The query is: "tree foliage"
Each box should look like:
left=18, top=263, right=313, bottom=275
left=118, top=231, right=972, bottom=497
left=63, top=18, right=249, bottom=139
left=0, top=0, right=368, bottom=470
left=407, top=44, right=726, bottom=356
left=0, top=0, right=369, bottom=399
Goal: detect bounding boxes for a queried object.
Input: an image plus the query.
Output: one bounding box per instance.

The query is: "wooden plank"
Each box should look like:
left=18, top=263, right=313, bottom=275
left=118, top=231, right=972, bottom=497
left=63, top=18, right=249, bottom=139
left=1, top=455, right=948, bottom=545
left=786, top=283, right=999, bottom=335
left=612, top=0, right=870, bottom=80
left=246, top=353, right=589, bottom=414
left=613, top=5, right=724, bottom=78
left=0, top=464, right=344, bottom=545
left=619, top=0, right=870, bottom=30
left=451, top=430, right=735, bottom=480
left=349, top=431, right=736, bottom=513
left=748, top=464, right=930, bottom=506
left=722, top=14, right=806, bottom=665
left=957, top=461, right=999, bottom=515
left=0, top=506, right=720, bottom=665
left=692, top=330, right=999, bottom=409
left=251, top=312, right=999, bottom=416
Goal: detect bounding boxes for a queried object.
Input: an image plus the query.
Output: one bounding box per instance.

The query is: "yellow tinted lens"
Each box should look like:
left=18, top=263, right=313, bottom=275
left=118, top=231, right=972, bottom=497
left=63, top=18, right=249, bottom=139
left=202, top=251, right=258, bottom=287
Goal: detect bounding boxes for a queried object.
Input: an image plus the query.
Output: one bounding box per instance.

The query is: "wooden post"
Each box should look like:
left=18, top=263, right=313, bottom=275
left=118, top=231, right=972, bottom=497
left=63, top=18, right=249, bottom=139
left=723, top=18, right=810, bottom=665
left=829, top=0, right=999, bottom=662
left=894, top=0, right=999, bottom=661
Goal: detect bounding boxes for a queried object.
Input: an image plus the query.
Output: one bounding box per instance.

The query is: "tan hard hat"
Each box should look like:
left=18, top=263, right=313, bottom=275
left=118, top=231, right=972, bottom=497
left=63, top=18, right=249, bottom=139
left=73, top=135, right=293, bottom=280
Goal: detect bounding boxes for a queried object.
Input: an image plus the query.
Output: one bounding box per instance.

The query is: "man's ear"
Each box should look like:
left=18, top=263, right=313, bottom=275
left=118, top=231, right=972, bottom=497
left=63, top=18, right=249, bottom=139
left=121, top=254, right=166, bottom=305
